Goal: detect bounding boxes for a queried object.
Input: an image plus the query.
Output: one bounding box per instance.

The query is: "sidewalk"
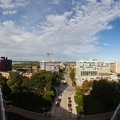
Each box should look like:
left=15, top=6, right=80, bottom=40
left=71, top=93, right=77, bottom=119
left=50, top=96, right=58, bottom=116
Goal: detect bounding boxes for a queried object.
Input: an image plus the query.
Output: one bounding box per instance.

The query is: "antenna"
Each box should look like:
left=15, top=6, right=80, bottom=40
left=46, top=53, right=52, bottom=61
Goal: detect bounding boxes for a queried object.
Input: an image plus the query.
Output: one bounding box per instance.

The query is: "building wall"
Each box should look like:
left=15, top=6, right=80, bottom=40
left=115, top=61, right=120, bottom=73
left=0, top=72, right=9, bottom=79
left=110, top=63, right=115, bottom=73
left=76, top=59, right=110, bottom=85
left=40, top=61, right=59, bottom=72
left=0, top=57, right=12, bottom=72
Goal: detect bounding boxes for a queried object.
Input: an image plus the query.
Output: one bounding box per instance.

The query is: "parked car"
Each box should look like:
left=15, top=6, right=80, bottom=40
left=56, top=102, right=60, bottom=107
left=68, top=107, right=72, bottom=113
left=68, top=99, right=72, bottom=103
left=57, top=98, right=61, bottom=102
left=68, top=97, right=71, bottom=99
left=68, top=103, right=72, bottom=107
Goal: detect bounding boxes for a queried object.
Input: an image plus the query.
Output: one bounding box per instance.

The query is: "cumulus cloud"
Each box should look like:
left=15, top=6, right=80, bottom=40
left=0, top=0, right=120, bottom=61
left=40, top=0, right=119, bottom=55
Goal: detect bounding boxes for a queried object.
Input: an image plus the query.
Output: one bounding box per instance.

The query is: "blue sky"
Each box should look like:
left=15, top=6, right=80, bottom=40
left=0, top=0, right=120, bottom=62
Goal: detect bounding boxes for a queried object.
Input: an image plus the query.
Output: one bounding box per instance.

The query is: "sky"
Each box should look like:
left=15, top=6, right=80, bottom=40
left=0, top=0, right=120, bottom=62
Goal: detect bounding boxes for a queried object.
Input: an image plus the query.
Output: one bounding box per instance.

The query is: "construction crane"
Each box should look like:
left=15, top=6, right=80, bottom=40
left=46, top=53, right=52, bottom=61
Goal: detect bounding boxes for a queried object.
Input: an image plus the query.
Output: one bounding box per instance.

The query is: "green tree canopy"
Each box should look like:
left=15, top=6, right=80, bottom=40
left=42, top=90, right=54, bottom=101
left=75, top=95, right=83, bottom=106
left=7, top=72, right=24, bottom=93
left=90, top=79, right=115, bottom=107
left=0, top=73, right=11, bottom=97
left=75, top=87, right=83, bottom=96
left=0, top=73, right=7, bottom=86
left=30, top=70, right=59, bottom=97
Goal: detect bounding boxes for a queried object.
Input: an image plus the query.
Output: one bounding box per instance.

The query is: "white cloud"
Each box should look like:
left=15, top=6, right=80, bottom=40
left=2, top=10, right=17, bottom=15
left=0, top=0, right=29, bottom=9
left=51, top=0, right=61, bottom=4
left=34, top=0, right=120, bottom=58
left=0, top=0, right=120, bottom=61
left=0, top=0, right=11, bottom=4
left=2, top=20, right=15, bottom=28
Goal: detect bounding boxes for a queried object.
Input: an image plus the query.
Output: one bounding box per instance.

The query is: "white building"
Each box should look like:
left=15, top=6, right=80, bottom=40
left=114, top=61, right=120, bottom=73
left=40, top=61, right=59, bottom=72
left=76, top=59, right=110, bottom=85
left=110, top=61, right=120, bottom=74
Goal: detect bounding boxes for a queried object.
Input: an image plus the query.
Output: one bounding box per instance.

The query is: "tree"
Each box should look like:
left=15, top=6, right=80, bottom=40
left=42, top=91, right=54, bottom=101
left=30, top=70, right=46, bottom=95
left=117, top=73, right=120, bottom=82
left=75, top=95, right=83, bottom=106
left=7, top=72, right=24, bottom=93
left=117, top=73, right=120, bottom=78
left=30, top=70, right=61, bottom=97
left=90, top=79, right=115, bottom=111
left=52, top=72, right=62, bottom=86
left=0, top=73, right=7, bottom=86
left=70, top=69, right=75, bottom=80
left=74, top=87, right=84, bottom=113
left=75, top=87, right=83, bottom=96
left=82, top=80, right=89, bottom=91
left=0, top=73, right=11, bottom=97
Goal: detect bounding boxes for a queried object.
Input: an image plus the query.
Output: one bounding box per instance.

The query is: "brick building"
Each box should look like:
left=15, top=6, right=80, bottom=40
left=0, top=57, right=12, bottom=72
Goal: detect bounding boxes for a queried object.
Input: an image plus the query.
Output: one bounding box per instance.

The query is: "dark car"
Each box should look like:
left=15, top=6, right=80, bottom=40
left=68, top=99, right=72, bottom=103
left=68, top=97, right=71, bottom=99
left=68, top=103, right=72, bottom=107
left=57, top=98, right=61, bottom=102
left=56, top=102, right=60, bottom=107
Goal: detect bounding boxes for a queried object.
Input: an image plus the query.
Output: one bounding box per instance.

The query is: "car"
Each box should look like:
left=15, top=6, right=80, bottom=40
left=56, top=102, right=60, bottom=107
left=68, top=107, right=72, bottom=113
left=68, top=103, right=72, bottom=107
left=57, top=98, right=61, bottom=102
left=68, top=99, right=72, bottom=103
left=68, top=97, right=71, bottom=99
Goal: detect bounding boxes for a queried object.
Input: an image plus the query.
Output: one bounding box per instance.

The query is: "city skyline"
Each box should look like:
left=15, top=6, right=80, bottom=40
left=0, top=0, right=120, bottom=62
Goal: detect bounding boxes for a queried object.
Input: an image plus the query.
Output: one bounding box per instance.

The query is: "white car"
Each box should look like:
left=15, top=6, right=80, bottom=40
left=68, top=107, right=72, bottom=113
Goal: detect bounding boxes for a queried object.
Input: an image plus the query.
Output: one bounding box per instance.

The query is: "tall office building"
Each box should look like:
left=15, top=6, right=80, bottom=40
left=0, top=57, right=12, bottom=72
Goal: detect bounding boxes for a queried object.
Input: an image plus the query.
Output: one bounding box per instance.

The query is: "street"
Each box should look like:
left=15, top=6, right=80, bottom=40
left=51, top=72, right=77, bottom=120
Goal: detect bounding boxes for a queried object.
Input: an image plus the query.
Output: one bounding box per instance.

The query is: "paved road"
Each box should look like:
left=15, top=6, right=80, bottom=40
left=51, top=72, right=77, bottom=120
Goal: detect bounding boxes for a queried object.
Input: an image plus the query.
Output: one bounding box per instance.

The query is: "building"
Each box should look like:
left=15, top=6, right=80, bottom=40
left=0, top=57, right=12, bottom=72
left=0, top=72, right=9, bottom=79
left=76, top=59, right=110, bottom=85
left=110, top=63, right=115, bottom=73
left=110, top=61, right=120, bottom=74
left=40, top=61, right=59, bottom=72
left=114, top=61, right=120, bottom=73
